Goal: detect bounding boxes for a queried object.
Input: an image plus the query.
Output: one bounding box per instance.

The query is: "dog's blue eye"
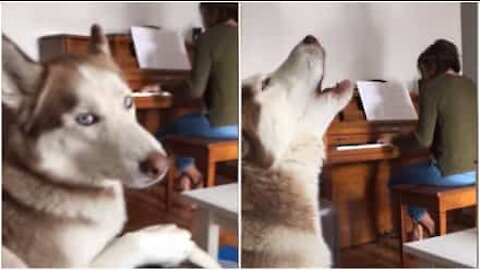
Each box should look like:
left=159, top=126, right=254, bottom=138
left=124, top=96, right=133, bottom=110
left=75, top=113, right=99, bottom=126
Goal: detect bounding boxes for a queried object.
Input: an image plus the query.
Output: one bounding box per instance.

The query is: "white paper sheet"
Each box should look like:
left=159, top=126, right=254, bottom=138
left=131, top=26, right=191, bottom=70
left=356, top=81, right=418, bottom=121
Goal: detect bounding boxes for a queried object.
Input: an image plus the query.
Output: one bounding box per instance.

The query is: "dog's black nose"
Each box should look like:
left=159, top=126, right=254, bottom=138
left=139, top=152, right=169, bottom=179
left=303, top=35, right=318, bottom=45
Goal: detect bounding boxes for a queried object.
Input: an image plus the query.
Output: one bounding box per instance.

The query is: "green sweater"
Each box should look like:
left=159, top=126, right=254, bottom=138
left=414, top=74, right=477, bottom=176
left=177, top=24, right=238, bottom=127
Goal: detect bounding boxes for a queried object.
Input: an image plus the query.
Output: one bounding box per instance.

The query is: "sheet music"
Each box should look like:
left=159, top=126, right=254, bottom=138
left=356, top=81, right=418, bottom=121
left=131, top=26, right=191, bottom=70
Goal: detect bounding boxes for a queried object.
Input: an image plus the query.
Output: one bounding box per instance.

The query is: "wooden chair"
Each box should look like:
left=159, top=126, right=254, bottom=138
left=163, top=135, right=238, bottom=209
left=394, top=184, right=477, bottom=265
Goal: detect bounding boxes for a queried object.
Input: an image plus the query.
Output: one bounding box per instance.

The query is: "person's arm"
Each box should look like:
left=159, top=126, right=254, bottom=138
left=175, top=34, right=212, bottom=100
left=410, top=83, right=438, bottom=148
left=379, top=83, right=438, bottom=152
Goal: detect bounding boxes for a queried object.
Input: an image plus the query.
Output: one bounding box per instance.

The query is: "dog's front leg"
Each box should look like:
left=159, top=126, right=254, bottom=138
left=89, top=224, right=221, bottom=268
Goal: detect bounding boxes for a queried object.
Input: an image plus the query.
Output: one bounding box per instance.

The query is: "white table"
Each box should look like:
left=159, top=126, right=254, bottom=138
left=404, top=228, right=477, bottom=268
left=182, top=183, right=238, bottom=259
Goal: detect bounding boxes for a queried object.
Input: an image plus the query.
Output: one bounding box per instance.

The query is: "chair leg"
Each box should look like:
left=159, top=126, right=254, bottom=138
left=438, top=211, right=447, bottom=235
left=398, top=196, right=408, bottom=266
left=198, top=153, right=216, bottom=188
left=206, top=161, right=216, bottom=187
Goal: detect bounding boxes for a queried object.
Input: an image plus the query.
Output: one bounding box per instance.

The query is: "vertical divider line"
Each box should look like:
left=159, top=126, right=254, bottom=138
left=475, top=3, right=480, bottom=267
left=237, top=1, right=242, bottom=267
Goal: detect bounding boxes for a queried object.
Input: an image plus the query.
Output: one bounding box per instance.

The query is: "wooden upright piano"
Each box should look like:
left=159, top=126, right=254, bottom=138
left=321, top=90, right=429, bottom=248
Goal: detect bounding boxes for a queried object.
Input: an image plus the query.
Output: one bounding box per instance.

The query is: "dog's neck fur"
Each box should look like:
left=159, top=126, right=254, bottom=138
left=243, top=133, right=325, bottom=235
left=2, top=160, right=126, bottom=223
left=277, top=134, right=325, bottom=234
left=277, top=134, right=325, bottom=178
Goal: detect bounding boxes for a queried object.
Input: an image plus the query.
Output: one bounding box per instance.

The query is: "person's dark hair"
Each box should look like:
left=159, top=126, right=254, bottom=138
left=417, top=39, right=461, bottom=78
left=199, top=3, right=238, bottom=24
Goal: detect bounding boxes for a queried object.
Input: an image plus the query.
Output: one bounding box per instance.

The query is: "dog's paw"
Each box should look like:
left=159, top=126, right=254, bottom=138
left=129, top=224, right=196, bottom=266
left=188, top=245, right=222, bottom=268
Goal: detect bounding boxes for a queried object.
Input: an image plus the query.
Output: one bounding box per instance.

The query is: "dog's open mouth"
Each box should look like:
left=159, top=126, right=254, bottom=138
left=319, top=80, right=353, bottom=96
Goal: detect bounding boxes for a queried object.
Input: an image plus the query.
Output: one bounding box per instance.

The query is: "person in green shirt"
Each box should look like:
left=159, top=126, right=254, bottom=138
left=383, top=40, right=477, bottom=241
left=156, top=3, right=238, bottom=191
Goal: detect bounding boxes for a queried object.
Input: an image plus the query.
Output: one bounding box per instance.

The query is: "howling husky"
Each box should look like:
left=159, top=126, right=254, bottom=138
left=241, top=35, right=353, bottom=268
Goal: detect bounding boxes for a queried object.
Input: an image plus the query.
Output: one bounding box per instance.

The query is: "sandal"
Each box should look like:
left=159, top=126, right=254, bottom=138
left=175, top=172, right=203, bottom=192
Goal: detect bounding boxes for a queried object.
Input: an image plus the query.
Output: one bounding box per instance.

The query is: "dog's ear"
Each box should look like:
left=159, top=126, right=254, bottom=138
left=242, top=129, right=274, bottom=169
left=2, top=35, right=44, bottom=110
left=241, top=83, right=275, bottom=169
left=89, top=24, right=111, bottom=56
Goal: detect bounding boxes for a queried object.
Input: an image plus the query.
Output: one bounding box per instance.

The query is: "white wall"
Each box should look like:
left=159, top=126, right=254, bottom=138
left=2, top=2, right=202, bottom=60
left=461, top=3, right=477, bottom=85
left=241, top=3, right=462, bottom=90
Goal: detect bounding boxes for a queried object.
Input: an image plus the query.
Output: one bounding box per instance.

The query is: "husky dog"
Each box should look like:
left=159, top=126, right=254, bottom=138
left=2, top=25, right=219, bottom=268
left=241, top=35, right=353, bottom=268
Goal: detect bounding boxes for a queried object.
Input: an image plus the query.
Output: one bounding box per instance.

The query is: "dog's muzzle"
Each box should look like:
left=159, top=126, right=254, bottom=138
left=303, top=35, right=319, bottom=45
left=138, top=151, right=169, bottom=180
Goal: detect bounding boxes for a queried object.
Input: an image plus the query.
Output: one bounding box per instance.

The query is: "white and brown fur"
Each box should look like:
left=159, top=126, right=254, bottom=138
left=2, top=25, right=219, bottom=268
left=241, top=35, right=353, bottom=268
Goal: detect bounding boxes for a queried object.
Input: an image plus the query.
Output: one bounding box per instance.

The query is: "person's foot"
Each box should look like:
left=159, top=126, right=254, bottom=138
left=176, top=164, right=203, bottom=192
left=408, top=223, right=424, bottom=241
left=418, top=212, right=435, bottom=237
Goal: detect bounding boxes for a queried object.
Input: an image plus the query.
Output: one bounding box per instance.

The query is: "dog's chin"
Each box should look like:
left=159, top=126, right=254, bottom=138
left=123, top=171, right=167, bottom=189
left=125, top=178, right=160, bottom=189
